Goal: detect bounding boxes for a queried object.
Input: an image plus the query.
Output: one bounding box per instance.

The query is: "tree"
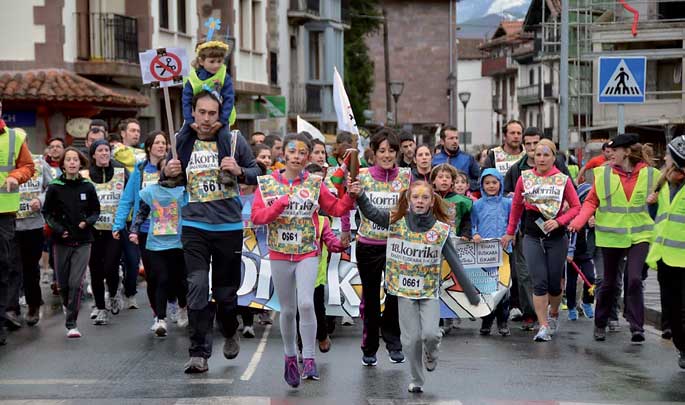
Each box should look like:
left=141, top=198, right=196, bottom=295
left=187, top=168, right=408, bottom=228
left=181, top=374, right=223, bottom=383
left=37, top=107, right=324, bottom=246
left=344, top=0, right=381, bottom=126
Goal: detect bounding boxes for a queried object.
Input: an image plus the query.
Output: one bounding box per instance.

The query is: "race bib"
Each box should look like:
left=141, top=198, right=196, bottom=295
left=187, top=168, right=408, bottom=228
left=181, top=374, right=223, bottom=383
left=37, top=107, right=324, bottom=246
left=187, top=141, right=237, bottom=202
left=151, top=200, right=180, bottom=236
left=93, top=168, right=125, bottom=231
left=399, top=274, right=424, bottom=291
left=277, top=229, right=302, bottom=245
left=17, top=155, right=44, bottom=219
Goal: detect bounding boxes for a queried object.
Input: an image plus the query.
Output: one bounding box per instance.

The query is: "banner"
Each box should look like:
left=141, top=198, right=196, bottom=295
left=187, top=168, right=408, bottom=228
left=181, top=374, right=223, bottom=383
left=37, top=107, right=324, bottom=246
left=296, top=115, right=325, bottom=143
left=236, top=202, right=510, bottom=319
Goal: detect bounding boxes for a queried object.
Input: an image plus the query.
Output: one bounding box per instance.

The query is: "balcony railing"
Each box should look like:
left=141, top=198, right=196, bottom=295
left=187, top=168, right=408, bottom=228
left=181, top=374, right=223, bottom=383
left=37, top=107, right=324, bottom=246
left=289, top=0, right=320, bottom=24
left=77, top=12, right=138, bottom=63
left=290, top=83, right=323, bottom=114
left=481, top=55, right=516, bottom=77
left=517, top=84, right=542, bottom=106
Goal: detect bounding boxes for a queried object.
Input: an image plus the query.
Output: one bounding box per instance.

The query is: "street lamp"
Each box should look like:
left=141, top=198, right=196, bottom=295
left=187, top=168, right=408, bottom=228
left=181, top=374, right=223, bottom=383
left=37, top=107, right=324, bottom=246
left=447, top=73, right=456, bottom=126
left=459, top=91, right=471, bottom=146
left=389, top=81, right=404, bottom=127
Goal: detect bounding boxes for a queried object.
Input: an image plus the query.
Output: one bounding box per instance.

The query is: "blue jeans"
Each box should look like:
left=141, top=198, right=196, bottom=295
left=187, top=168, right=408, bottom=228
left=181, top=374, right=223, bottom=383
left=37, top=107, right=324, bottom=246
left=120, top=227, right=140, bottom=298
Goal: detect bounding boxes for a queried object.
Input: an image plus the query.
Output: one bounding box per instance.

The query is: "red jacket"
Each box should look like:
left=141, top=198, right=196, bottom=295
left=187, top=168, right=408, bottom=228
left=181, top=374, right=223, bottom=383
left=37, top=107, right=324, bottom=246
left=251, top=170, right=354, bottom=261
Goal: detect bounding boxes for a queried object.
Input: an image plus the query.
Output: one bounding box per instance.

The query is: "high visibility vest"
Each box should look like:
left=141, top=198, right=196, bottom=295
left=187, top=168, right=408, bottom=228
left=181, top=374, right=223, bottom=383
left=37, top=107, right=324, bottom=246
left=593, top=165, right=659, bottom=248
left=186, top=64, right=236, bottom=126
left=0, top=128, right=27, bottom=213
left=646, top=183, right=685, bottom=268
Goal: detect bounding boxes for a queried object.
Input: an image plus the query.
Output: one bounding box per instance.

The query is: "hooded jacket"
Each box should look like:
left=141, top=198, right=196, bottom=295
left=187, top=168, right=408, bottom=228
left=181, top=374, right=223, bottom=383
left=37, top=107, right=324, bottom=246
left=471, top=168, right=512, bottom=247
left=87, top=140, right=130, bottom=185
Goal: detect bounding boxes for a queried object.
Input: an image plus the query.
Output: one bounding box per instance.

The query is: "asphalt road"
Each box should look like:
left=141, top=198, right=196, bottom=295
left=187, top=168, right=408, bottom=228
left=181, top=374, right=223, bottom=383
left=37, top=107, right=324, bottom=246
left=1, top=293, right=684, bottom=404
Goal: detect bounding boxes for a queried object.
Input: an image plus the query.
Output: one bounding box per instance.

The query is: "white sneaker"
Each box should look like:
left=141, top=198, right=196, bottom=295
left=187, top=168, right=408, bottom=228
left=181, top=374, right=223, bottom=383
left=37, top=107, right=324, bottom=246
left=168, top=301, right=179, bottom=323
left=177, top=307, right=189, bottom=328
left=342, top=315, right=354, bottom=326
left=548, top=315, right=560, bottom=335
left=534, top=326, right=552, bottom=342
left=109, top=295, right=121, bottom=315
left=125, top=296, right=139, bottom=309
left=67, top=328, right=82, bottom=338
left=150, top=317, right=158, bottom=331
left=242, top=325, right=255, bottom=338
left=155, top=319, right=168, bottom=337
left=90, top=307, right=99, bottom=319
left=509, top=307, right=523, bottom=320
left=93, top=309, right=109, bottom=325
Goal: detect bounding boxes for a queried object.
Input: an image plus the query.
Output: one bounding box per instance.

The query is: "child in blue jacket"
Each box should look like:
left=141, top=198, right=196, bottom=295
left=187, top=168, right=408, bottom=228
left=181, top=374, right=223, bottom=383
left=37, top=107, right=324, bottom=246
left=471, top=168, right=512, bottom=336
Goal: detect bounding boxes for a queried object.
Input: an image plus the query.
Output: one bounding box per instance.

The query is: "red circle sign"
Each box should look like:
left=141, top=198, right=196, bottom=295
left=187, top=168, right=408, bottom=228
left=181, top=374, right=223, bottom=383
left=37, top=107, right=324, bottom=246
left=149, top=53, right=182, bottom=82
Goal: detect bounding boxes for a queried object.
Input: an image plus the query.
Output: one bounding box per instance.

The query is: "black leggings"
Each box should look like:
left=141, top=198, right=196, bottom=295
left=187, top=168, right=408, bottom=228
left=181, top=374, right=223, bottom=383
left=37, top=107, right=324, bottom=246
left=10, top=228, right=44, bottom=310
left=146, top=248, right=187, bottom=320
left=89, top=230, right=122, bottom=310
left=523, top=234, right=568, bottom=297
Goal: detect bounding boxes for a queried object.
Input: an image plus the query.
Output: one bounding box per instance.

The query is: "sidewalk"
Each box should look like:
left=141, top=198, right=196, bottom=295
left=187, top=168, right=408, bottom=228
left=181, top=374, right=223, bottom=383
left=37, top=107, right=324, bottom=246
left=644, top=268, right=663, bottom=330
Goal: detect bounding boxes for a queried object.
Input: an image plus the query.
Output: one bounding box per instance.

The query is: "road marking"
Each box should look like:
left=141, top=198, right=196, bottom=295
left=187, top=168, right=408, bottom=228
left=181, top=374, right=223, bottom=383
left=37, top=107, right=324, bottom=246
left=0, top=378, right=233, bottom=385
left=240, top=312, right=274, bottom=381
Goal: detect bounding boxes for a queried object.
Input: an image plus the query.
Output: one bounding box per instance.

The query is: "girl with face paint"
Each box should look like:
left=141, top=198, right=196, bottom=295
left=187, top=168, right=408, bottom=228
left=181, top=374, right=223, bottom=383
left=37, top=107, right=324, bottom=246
left=503, top=139, right=581, bottom=342
left=352, top=180, right=479, bottom=393
left=251, top=133, right=360, bottom=387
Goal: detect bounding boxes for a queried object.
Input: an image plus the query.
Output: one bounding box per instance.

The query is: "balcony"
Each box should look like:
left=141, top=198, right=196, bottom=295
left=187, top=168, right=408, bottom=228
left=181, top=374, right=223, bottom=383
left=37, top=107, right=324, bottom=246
left=75, top=12, right=140, bottom=78
left=517, top=84, right=542, bottom=106
left=481, top=55, right=517, bottom=77
left=290, top=83, right=323, bottom=115
left=288, top=0, right=320, bottom=25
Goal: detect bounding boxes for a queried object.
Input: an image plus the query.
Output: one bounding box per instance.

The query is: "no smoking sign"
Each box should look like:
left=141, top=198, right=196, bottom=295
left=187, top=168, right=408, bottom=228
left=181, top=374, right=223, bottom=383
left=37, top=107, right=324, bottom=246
left=139, top=47, right=190, bottom=87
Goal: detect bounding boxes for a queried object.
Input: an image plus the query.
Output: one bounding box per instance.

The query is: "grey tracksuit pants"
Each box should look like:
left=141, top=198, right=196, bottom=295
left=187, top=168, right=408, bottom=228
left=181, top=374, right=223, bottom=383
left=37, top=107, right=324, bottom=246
left=398, top=296, right=441, bottom=387
left=53, top=243, right=90, bottom=329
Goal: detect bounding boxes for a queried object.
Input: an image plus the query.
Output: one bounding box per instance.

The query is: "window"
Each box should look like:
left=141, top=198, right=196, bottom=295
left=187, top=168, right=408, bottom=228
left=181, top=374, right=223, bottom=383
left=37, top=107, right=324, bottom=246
left=529, top=69, right=534, bottom=86
left=238, top=0, right=264, bottom=51
left=159, top=0, right=169, bottom=29
left=177, top=0, right=186, bottom=33
left=240, top=0, right=250, bottom=49
left=309, top=31, right=321, bottom=80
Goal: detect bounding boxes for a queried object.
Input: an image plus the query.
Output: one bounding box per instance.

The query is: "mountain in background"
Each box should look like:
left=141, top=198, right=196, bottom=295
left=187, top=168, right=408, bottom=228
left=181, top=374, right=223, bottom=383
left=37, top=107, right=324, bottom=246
left=457, top=0, right=532, bottom=39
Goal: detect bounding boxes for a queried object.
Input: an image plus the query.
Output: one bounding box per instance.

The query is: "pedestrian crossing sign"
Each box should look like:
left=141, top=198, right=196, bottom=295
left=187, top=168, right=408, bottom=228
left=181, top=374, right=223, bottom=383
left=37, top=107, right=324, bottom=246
left=598, top=57, right=646, bottom=104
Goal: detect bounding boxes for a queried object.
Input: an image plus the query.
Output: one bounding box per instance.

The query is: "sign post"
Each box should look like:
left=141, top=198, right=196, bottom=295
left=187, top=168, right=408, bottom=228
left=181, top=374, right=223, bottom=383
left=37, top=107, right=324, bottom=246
left=139, top=47, right=190, bottom=160
left=598, top=56, right=646, bottom=135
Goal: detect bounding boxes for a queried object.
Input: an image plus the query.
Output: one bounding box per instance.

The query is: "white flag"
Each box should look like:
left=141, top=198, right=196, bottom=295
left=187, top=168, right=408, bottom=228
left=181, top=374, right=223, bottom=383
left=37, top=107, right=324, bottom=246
left=296, top=115, right=325, bottom=143
left=332, top=66, right=359, bottom=136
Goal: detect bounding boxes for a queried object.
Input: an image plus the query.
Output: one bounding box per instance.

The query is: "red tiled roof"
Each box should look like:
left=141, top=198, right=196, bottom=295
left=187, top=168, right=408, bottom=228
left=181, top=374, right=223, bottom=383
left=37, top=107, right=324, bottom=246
left=0, top=69, right=149, bottom=108
left=500, top=20, right=524, bottom=36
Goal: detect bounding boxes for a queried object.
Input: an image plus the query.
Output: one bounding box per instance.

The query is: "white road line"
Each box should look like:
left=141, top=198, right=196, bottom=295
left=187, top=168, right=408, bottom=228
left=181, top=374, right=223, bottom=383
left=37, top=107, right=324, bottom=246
left=0, top=378, right=233, bottom=385
left=240, top=312, right=274, bottom=381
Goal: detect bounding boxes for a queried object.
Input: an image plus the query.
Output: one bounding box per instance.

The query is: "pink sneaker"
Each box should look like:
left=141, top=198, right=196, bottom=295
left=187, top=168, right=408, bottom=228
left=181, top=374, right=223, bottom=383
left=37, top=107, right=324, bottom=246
left=284, top=355, right=300, bottom=388
left=67, top=328, right=82, bottom=338
left=302, top=358, right=319, bottom=380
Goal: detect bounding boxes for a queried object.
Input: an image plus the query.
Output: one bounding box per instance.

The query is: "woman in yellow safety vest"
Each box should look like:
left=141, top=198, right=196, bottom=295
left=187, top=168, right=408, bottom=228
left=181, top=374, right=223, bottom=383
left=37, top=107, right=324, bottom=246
left=645, top=135, right=685, bottom=369
left=569, top=133, right=660, bottom=344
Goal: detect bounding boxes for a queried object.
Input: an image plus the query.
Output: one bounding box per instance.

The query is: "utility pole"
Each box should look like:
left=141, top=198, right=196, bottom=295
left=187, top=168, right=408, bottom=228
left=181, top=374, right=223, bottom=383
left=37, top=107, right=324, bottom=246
left=559, top=0, right=569, bottom=152
left=382, top=5, right=392, bottom=125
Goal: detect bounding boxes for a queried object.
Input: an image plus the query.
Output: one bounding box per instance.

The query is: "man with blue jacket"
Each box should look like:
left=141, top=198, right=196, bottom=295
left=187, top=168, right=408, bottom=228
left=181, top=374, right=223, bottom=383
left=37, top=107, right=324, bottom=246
left=432, top=126, right=480, bottom=191
left=162, top=90, right=262, bottom=374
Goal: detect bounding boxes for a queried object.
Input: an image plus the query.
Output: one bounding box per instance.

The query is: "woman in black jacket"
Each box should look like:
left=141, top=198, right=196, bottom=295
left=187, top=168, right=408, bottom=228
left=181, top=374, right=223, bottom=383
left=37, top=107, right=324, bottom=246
left=42, top=147, right=100, bottom=338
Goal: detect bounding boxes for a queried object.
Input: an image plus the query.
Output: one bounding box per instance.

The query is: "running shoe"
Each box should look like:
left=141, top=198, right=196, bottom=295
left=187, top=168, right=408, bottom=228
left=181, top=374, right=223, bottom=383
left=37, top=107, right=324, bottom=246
left=318, top=337, right=331, bottom=353
left=497, top=322, right=511, bottom=337
left=223, top=332, right=240, bottom=359
left=424, top=351, right=437, bottom=372
left=342, top=315, right=354, bottom=326
left=242, top=325, right=255, bottom=338
left=608, top=320, right=620, bottom=332
left=177, top=307, right=189, bottom=328
left=155, top=319, right=168, bottom=337
left=593, top=326, right=606, bottom=341
left=568, top=308, right=578, bottom=321
left=168, top=301, right=179, bottom=323
left=150, top=317, right=158, bottom=331
left=631, top=331, right=645, bottom=344
left=548, top=315, right=560, bottom=335
left=509, top=307, right=523, bottom=321
left=388, top=350, right=405, bottom=363
left=284, top=355, right=300, bottom=387
left=408, top=383, right=423, bottom=393
left=93, top=309, right=109, bottom=325
left=183, top=356, right=208, bottom=374
left=258, top=311, right=273, bottom=325
left=582, top=303, right=594, bottom=318
left=534, top=326, right=552, bottom=342
left=441, top=318, right=454, bottom=335
left=26, top=306, right=40, bottom=326
left=5, top=311, right=22, bottom=330
left=67, top=328, right=82, bottom=338
left=521, top=317, right=535, bottom=331
left=109, top=295, right=121, bottom=315
left=90, top=307, right=99, bottom=319
left=124, top=295, right=138, bottom=309
left=302, top=358, right=320, bottom=380
left=662, top=328, right=673, bottom=340
left=362, top=354, right=378, bottom=367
